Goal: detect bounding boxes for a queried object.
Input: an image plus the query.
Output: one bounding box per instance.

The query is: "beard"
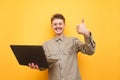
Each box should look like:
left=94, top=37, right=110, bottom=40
left=54, top=27, right=62, bottom=30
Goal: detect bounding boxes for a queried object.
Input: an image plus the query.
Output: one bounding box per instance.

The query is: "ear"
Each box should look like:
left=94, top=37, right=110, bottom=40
left=63, top=23, right=66, bottom=27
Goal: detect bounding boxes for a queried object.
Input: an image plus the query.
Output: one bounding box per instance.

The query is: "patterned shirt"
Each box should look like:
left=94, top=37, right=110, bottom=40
left=42, top=33, right=96, bottom=80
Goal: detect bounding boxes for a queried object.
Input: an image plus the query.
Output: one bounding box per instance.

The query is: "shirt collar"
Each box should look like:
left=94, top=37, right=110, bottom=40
left=54, top=34, right=65, bottom=42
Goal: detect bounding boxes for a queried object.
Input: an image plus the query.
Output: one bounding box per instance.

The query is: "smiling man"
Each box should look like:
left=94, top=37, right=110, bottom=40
left=28, top=13, right=96, bottom=80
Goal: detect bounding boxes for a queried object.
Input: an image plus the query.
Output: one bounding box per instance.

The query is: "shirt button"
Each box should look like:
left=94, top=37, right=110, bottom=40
left=60, top=67, right=63, bottom=69
left=59, top=59, right=62, bottom=60
left=61, top=76, right=64, bottom=78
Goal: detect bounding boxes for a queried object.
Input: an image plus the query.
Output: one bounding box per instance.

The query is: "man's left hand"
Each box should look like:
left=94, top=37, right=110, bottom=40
left=76, top=19, right=90, bottom=36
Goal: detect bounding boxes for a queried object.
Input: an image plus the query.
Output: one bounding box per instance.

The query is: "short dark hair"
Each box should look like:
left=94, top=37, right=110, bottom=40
left=51, top=13, right=65, bottom=23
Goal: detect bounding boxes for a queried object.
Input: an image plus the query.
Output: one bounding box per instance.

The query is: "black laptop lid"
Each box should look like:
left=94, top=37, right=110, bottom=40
left=10, top=45, right=49, bottom=69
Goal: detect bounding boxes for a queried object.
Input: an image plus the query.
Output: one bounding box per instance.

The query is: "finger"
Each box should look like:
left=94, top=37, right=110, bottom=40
left=76, top=25, right=80, bottom=32
left=76, top=25, right=80, bottom=34
left=28, top=63, right=33, bottom=68
left=76, top=24, right=80, bottom=28
left=35, top=64, right=39, bottom=69
left=31, top=63, right=35, bottom=68
left=82, top=18, right=84, bottom=24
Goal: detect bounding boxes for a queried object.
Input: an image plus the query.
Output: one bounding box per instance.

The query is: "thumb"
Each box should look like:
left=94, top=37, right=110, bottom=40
left=82, top=18, right=84, bottom=24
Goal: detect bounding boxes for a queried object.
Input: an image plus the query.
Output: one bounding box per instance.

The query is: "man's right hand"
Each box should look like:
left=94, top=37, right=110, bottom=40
left=28, top=63, right=39, bottom=70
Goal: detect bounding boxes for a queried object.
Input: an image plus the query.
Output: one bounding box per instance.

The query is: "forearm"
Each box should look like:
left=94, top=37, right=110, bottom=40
left=83, top=32, right=96, bottom=55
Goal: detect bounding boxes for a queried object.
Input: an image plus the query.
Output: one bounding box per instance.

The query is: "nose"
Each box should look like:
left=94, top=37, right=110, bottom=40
left=56, top=23, right=59, bottom=27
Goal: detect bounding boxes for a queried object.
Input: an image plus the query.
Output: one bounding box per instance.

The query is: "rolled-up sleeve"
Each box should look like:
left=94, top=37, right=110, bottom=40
left=74, top=32, right=96, bottom=55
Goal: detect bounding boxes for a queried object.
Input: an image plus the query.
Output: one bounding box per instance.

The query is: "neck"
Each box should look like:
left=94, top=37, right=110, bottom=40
left=55, top=34, right=64, bottom=37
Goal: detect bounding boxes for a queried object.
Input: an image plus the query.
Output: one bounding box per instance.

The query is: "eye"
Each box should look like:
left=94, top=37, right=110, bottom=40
left=59, top=23, right=62, bottom=25
left=53, top=23, right=57, bottom=26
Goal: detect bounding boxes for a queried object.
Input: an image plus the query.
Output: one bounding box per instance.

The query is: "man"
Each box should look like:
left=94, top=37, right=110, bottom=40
left=28, top=13, right=96, bottom=80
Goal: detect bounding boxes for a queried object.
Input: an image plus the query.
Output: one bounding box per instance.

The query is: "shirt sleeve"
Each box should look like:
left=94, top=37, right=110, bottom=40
left=74, top=32, right=96, bottom=55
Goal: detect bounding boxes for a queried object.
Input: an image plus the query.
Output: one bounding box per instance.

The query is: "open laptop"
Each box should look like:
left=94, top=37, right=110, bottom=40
left=10, top=45, right=58, bottom=70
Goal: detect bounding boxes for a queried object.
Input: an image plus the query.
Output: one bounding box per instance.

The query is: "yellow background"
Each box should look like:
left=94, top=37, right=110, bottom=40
left=0, top=0, right=120, bottom=80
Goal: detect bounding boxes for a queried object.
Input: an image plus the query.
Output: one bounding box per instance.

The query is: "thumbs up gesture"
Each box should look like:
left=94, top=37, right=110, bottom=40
left=76, top=19, right=90, bottom=36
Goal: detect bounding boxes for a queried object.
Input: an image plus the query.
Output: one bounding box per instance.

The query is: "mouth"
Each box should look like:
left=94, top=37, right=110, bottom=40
left=54, top=27, right=63, bottom=34
left=55, top=27, right=62, bottom=30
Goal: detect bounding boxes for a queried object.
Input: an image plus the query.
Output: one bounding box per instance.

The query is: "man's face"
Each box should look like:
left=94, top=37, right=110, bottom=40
left=51, top=19, right=65, bottom=36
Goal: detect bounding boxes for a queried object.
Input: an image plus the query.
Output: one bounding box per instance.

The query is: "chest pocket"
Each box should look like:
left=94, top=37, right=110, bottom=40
left=47, top=50, right=59, bottom=57
left=63, top=49, right=73, bottom=55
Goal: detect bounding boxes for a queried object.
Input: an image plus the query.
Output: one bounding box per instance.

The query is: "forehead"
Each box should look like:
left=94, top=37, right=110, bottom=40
left=52, top=19, right=64, bottom=23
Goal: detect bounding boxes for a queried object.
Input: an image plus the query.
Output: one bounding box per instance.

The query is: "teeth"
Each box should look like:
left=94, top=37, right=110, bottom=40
left=55, top=28, right=62, bottom=30
left=57, top=28, right=61, bottom=30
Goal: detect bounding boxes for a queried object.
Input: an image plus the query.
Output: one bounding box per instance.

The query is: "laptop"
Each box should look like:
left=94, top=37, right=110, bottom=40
left=10, top=45, right=58, bottom=70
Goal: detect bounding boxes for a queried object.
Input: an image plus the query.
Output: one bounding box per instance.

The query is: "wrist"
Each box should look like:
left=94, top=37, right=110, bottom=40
left=84, top=31, right=90, bottom=37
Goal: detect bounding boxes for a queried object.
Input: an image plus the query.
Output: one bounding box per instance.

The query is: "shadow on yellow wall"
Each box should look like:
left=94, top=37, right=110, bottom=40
left=0, top=0, right=120, bottom=80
